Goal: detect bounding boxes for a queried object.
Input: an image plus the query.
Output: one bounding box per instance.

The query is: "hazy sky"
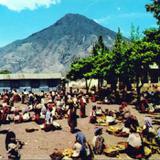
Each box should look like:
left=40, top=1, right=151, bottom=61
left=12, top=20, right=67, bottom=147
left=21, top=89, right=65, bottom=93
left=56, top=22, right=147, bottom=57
left=0, top=0, right=157, bottom=47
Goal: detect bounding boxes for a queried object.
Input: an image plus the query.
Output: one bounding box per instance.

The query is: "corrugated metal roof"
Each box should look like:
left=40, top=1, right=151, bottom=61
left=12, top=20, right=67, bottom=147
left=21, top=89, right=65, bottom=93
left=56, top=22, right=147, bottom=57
left=0, top=73, right=63, bottom=80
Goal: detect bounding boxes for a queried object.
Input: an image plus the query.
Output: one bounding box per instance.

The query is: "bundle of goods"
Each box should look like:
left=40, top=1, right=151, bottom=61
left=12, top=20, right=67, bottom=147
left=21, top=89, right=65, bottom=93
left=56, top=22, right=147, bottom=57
left=50, top=149, right=63, bottom=160
left=106, top=126, right=122, bottom=134
left=25, top=128, right=39, bottom=133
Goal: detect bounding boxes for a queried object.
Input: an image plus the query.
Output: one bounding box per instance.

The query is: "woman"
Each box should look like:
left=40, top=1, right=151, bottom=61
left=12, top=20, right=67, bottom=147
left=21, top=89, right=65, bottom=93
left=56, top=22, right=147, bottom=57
left=79, top=96, right=86, bottom=118
left=72, top=132, right=91, bottom=160
left=124, top=115, right=139, bottom=131
left=89, top=105, right=97, bottom=124
left=119, top=102, right=130, bottom=119
left=7, top=138, right=20, bottom=160
left=92, top=128, right=105, bottom=155
left=67, top=102, right=77, bottom=133
left=126, top=128, right=144, bottom=159
left=143, top=117, right=156, bottom=141
left=5, top=131, right=16, bottom=150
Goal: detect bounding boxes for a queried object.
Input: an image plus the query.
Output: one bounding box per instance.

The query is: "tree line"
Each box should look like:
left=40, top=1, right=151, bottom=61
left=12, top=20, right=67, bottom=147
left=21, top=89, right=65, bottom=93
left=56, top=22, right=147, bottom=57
left=67, top=0, right=160, bottom=101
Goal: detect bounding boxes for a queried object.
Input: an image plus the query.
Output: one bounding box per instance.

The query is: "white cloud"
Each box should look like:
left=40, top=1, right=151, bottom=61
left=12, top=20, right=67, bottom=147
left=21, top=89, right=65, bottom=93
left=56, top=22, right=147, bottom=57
left=0, top=0, right=61, bottom=12
left=94, top=16, right=111, bottom=24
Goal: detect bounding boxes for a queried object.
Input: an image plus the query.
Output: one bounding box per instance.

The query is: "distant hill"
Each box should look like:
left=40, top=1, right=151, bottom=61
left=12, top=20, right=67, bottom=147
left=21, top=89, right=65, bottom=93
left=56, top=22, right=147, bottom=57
left=0, top=13, right=118, bottom=73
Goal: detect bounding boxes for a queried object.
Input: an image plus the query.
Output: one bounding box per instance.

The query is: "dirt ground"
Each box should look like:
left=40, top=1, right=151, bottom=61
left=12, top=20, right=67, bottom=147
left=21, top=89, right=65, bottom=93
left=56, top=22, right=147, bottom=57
left=0, top=102, right=159, bottom=159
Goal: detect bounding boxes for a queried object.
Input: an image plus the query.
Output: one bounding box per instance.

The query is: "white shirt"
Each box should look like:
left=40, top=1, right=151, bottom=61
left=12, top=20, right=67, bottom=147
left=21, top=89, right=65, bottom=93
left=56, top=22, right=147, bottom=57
left=127, top=133, right=142, bottom=147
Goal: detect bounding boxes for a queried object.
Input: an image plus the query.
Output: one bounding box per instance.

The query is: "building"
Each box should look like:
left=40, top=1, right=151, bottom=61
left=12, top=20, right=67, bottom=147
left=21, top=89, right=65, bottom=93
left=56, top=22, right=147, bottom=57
left=0, top=73, right=64, bottom=92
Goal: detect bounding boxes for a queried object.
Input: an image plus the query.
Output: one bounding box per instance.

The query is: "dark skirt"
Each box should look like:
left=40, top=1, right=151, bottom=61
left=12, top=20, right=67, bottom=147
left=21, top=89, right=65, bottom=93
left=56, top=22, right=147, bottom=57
left=80, top=105, right=86, bottom=118
left=125, top=145, right=144, bottom=159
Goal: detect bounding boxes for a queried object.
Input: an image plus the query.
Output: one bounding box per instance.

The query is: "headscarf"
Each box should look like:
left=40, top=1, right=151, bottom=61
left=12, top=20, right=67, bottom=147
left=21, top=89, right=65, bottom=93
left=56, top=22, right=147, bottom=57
left=75, top=132, right=86, bottom=153
left=76, top=132, right=86, bottom=145
left=144, top=117, right=152, bottom=128
left=94, top=127, right=102, bottom=136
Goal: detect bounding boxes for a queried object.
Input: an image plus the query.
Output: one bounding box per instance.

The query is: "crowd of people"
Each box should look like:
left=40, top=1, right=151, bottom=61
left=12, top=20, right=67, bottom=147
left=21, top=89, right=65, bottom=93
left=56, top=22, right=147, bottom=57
left=0, top=86, right=160, bottom=159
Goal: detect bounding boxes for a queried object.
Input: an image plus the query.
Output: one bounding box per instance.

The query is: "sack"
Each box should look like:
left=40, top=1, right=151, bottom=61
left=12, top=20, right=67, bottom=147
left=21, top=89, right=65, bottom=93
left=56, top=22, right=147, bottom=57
left=94, top=136, right=104, bottom=154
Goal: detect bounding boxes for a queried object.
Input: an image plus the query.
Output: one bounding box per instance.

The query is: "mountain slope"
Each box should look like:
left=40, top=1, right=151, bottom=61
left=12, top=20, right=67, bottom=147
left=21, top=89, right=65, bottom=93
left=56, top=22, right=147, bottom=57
left=0, top=13, right=117, bottom=73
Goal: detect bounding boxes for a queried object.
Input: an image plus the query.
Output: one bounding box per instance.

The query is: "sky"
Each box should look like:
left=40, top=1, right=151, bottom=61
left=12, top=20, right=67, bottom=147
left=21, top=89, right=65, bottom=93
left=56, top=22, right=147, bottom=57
left=0, top=0, right=157, bottom=47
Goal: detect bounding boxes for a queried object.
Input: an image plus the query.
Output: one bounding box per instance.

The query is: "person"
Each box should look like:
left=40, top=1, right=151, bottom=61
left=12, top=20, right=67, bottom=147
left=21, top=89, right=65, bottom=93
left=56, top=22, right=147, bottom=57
left=119, top=102, right=130, bottom=119
left=72, top=132, right=91, bottom=160
left=67, top=101, right=77, bottom=133
left=92, top=128, right=105, bottom=155
left=5, top=131, right=21, bottom=160
left=5, top=131, right=16, bottom=150
left=126, top=128, right=144, bottom=159
left=124, top=115, right=139, bottom=131
left=142, top=117, right=156, bottom=141
left=155, top=128, right=160, bottom=145
left=79, top=95, right=86, bottom=118
left=138, top=99, right=149, bottom=113
left=7, top=138, right=21, bottom=160
left=96, top=106, right=103, bottom=116
left=89, top=105, right=97, bottom=124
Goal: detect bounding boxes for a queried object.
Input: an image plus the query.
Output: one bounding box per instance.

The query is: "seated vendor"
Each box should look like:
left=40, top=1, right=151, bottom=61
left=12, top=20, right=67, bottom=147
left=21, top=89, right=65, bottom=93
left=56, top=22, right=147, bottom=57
left=125, top=115, right=139, bottom=131
left=89, top=105, right=96, bottom=124
left=96, top=106, right=103, bottom=116
left=126, top=128, right=144, bottom=159
left=142, top=117, right=156, bottom=141
left=92, top=128, right=105, bottom=155
left=72, top=132, right=91, bottom=160
left=119, top=102, right=130, bottom=119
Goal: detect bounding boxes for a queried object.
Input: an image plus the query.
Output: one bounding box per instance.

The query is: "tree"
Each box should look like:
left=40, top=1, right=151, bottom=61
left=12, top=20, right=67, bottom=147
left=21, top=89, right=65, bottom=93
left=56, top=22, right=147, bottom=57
left=127, top=40, right=160, bottom=101
left=146, top=0, right=160, bottom=26
left=92, top=35, right=109, bottom=56
left=67, top=56, right=94, bottom=93
left=110, top=28, right=125, bottom=91
left=144, top=28, right=160, bottom=45
left=0, top=70, right=11, bottom=74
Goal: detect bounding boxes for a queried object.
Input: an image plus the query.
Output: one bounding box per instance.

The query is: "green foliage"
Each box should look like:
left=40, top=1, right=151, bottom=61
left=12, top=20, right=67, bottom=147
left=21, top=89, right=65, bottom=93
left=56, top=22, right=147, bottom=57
left=143, top=28, right=160, bottom=44
left=146, top=0, right=160, bottom=26
left=0, top=70, right=11, bottom=74
left=67, top=0, right=160, bottom=99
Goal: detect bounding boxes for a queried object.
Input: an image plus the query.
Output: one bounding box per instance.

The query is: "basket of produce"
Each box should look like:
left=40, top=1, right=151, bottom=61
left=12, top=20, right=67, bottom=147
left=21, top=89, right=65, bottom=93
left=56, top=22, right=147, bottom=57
left=104, top=146, right=119, bottom=157
left=144, top=146, right=152, bottom=158
left=106, top=126, right=122, bottom=134
left=117, top=142, right=128, bottom=148
left=96, top=116, right=107, bottom=126
left=116, top=142, right=128, bottom=153
left=62, top=148, right=73, bottom=158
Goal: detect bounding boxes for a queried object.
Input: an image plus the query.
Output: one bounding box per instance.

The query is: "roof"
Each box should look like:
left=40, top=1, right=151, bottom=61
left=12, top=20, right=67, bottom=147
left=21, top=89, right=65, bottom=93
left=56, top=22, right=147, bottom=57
left=0, top=73, right=63, bottom=80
